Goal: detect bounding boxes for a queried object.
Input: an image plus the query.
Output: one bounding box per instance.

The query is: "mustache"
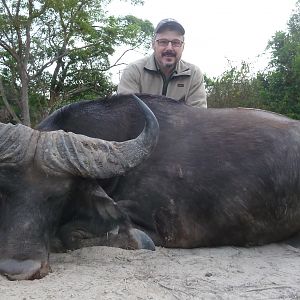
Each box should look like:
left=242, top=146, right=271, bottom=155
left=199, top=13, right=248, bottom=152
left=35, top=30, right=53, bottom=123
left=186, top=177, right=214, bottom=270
left=162, top=51, right=176, bottom=57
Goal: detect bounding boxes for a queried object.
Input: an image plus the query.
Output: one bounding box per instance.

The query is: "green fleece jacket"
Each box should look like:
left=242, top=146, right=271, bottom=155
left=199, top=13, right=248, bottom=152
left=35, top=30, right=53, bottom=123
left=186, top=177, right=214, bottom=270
left=117, top=54, right=207, bottom=108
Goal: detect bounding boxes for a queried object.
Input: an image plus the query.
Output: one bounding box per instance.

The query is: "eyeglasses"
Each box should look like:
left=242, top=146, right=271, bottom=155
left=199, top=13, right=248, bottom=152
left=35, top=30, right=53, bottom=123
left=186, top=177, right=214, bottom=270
left=155, top=39, right=184, bottom=48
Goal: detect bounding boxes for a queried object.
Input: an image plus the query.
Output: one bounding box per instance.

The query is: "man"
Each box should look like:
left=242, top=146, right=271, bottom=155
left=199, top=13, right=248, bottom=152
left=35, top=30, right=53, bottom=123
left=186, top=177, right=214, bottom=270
left=117, top=18, right=207, bottom=108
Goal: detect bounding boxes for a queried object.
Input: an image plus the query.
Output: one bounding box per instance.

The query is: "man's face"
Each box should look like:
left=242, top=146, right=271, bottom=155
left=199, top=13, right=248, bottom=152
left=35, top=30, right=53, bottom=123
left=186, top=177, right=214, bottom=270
left=152, top=29, right=185, bottom=71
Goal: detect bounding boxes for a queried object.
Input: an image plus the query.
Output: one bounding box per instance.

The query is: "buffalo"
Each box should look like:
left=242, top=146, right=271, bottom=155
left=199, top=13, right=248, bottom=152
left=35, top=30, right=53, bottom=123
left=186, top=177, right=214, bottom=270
left=1, top=93, right=300, bottom=280
left=36, top=93, right=300, bottom=249
left=0, top=95, right=159, bottom=280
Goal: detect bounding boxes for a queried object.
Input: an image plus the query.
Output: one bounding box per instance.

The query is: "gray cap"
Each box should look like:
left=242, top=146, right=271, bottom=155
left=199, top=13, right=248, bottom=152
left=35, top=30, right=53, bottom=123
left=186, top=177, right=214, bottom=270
left=154, top=18, right=185, bottom=35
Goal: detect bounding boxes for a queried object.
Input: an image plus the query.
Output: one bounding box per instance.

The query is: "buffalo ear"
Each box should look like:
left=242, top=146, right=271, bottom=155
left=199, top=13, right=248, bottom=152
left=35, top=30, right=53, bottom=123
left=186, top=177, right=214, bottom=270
left=89, top=183, right=127, bottom=223
left=76, top=179, right=129, bottom=224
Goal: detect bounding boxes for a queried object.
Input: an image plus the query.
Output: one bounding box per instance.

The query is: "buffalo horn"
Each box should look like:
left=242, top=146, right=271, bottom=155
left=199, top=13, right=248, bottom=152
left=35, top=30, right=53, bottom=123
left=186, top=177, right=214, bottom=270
left=0, top=123, right=38, bottom=165
left=35, top=95, right=159, bottom=178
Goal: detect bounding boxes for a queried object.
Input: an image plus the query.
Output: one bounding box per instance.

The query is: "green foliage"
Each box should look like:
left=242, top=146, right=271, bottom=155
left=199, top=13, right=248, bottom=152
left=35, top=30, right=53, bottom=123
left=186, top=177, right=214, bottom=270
left=206, top=61, right=264, bottom=109
left=262, top=0, right=300, bottom=118
left=0, top=0, right=153, bottom=125
left=207, top=0, right=300, bottom=119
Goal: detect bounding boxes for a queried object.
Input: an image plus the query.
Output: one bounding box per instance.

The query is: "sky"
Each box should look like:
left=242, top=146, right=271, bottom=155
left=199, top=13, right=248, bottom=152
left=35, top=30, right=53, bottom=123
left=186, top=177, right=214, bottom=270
left=107, top=0, right=297, bottom=82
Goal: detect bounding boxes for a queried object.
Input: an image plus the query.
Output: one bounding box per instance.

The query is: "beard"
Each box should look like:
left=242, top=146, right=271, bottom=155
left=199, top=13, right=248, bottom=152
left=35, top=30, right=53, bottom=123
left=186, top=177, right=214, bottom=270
left=162, top=50, right=176, bottom=69
left=164, top=62, right=175, bottom=69
left=162, top=51, right=176, bottom=69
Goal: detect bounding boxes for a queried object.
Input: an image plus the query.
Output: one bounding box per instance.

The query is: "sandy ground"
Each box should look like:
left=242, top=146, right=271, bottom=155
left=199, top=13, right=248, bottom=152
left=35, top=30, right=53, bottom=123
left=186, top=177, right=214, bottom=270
left=0, top=244, right=299, bottom=300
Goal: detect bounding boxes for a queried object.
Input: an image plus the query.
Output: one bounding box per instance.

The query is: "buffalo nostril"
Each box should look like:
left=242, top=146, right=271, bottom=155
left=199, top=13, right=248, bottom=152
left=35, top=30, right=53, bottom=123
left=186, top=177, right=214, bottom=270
left=0, top=259, right=50, bottom=280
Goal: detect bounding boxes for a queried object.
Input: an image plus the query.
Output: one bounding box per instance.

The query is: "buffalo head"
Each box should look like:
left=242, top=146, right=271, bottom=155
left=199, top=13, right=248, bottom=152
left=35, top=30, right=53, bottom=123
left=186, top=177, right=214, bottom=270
left=0, top=95, right=159, bottom=280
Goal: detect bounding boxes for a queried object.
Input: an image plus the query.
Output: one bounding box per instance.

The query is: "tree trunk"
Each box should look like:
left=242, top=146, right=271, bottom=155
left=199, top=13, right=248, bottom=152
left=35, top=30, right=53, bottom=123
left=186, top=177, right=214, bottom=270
left=0, top=76, right=21, bottom=123
left=20, top=68, right=31, bottom=127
